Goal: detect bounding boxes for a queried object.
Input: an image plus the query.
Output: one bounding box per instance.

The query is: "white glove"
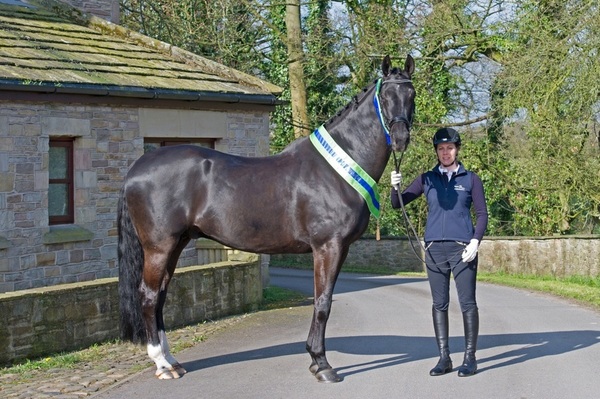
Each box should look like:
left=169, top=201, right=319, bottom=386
left=462, top=239, right=479, bottom=263
left=390, top=171, right=402, bottom=190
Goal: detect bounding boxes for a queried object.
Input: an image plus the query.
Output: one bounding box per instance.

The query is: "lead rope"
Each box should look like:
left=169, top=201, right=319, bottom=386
left=392, top=151, right=438, bottom=263
left=391, top=151, right=428, bottom=262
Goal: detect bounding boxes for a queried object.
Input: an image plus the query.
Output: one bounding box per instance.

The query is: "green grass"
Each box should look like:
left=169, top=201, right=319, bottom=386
left=477, top=272, right=600, bottom=310
left=3, top=354, right=81, bottom=373
left=261, top=285, right=310, bottom=310
left=0, top=342, right=113, bottom=375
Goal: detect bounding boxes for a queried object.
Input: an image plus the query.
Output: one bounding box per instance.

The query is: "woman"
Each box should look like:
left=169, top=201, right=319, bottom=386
left=390, top=127, right=488, bottom=377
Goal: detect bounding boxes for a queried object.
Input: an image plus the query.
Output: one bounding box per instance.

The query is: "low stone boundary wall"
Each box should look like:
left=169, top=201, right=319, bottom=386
left=271, top=237, right=423, bottom=273
left=0, top=259, right=262, bottom=365
left=479, top=236, right=599, bottom=277
left=272, top=236, right=599, bottom=278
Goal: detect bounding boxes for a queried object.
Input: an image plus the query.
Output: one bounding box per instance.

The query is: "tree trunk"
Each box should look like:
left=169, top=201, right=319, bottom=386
left=285, top=0, right=310, bottom=138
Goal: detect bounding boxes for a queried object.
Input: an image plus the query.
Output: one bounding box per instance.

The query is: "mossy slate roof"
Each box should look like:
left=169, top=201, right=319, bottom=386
left=0, top=0, right=282, bottom=102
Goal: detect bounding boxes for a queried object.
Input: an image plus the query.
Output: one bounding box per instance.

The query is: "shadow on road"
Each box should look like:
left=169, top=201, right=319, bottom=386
left=182, top=329, right=600, bottom=379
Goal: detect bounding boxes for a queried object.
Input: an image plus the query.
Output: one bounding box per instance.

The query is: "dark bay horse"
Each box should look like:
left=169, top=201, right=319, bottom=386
left=118, top=54, right=415, bottom=382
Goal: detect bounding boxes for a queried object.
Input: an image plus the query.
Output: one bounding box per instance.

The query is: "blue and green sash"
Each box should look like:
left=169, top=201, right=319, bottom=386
left=309, top=125, right=381, bottom=218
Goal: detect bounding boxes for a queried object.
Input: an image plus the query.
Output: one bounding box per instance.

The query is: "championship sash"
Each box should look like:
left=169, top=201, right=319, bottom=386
left=309, top=125, right=381, bottom=218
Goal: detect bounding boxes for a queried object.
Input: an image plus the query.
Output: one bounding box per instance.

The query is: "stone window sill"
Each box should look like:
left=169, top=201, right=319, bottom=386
left=43, top=225, right=94, bottom=244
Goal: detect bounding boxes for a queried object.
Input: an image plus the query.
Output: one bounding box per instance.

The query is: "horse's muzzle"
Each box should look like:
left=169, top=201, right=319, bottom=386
left=389, top=116, right=411, bottom=152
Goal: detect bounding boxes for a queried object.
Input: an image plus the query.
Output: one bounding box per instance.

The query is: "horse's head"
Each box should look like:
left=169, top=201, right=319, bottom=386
left=377, top=55, right=416, bottom=153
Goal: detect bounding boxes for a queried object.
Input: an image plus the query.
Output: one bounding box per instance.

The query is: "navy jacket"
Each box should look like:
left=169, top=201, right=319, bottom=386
left=391, top=163, right=488, bottom=243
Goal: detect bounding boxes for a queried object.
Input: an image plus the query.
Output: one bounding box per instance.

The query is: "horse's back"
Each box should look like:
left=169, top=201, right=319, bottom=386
left=122, top=144, right=339, bottom=252
left=125, top=145, right=287, bottom=190
left=123, top=143, right=370, bottom=253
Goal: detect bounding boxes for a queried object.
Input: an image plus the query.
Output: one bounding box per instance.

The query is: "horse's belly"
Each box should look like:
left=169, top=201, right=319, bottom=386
left=189, top=205, right=309, bottom=254
left=207, top=235, right=313, bottom=255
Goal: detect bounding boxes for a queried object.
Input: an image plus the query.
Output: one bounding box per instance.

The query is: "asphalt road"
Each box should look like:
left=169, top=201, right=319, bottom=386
left=93, top=267, right=600, bottom=399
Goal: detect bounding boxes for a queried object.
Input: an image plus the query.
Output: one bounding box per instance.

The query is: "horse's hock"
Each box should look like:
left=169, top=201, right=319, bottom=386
left=0, top=258, right=262, bottom=366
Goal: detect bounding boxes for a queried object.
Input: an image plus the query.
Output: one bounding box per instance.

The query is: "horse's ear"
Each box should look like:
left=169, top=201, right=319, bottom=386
left=404, top=54, right=415, bottom=77
left=382, top=55, right=392, bottom=77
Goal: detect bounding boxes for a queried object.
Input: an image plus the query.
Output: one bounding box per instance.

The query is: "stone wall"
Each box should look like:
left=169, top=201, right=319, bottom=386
left=0, top=101, right=271, bottom=293
left=479, top=236, right=599, bottom=277
left=0, top=259, right=262, bottom=365
left=0, top=104, right=136, bottom=292
left=271, top=236, right=600, bottom=278
left=271, top=237, right=423, bottom=273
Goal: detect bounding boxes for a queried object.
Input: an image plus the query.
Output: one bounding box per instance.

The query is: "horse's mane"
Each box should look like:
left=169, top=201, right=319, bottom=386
left=278, top=80, right=377, bottom=155
left=322, top=67, right=404, bottom=127
left=322, top=79, right=377, bottom=127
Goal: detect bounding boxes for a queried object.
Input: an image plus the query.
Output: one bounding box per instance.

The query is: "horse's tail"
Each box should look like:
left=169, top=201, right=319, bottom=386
left=117, top=186, right=147, bottom=345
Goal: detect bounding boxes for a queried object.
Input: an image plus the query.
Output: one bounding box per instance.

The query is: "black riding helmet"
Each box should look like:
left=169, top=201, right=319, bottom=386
left=432, top=127, right=461, bottom=148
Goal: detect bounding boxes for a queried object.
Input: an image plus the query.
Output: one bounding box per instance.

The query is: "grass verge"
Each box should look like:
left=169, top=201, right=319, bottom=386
left=0, top=342, right=127, bottom=374
left=477, top=272, right=600, bottom=310
left=261, top=285, right=311, bottom=310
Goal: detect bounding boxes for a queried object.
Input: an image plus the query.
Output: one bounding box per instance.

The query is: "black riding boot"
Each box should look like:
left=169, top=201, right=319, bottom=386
left=458, top=308, right=479, bottom=377
left=429, top=307, right=453, bottom=376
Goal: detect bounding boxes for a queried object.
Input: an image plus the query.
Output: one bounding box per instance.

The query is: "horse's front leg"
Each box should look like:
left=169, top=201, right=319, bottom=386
left=306, top=243, right=348, bottom=383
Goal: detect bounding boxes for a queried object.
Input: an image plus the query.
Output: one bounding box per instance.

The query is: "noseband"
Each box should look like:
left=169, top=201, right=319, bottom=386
left=374, top=78, right=414, bottom=145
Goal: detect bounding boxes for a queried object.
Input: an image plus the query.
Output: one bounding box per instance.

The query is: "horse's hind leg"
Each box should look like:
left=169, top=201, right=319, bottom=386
left=156, top=288, right=187, bottom=377
left=141, top=245, right=187, bottom=379
left=306, top=242, right=348, bottom=383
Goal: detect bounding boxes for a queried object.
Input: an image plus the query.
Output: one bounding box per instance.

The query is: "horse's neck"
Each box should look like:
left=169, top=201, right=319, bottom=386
left=324, top=93, right=390, bottom=182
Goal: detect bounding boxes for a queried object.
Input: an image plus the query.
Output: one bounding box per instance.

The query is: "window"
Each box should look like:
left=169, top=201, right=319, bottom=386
left=49, top=138, right=74, bottom=225
left=143, top=138, right=215, bottom=153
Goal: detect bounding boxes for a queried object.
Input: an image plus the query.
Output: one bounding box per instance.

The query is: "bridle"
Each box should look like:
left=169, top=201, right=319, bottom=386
left=373, top=77, right=413, bottom=174
left=374, top=77, right=414, bottom=147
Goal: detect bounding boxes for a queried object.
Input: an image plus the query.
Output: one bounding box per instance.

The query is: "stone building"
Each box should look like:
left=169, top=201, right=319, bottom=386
left=0, top=0, right=282, bottom=293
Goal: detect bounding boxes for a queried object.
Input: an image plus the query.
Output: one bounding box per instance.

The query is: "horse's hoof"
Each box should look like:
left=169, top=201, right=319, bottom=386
left=173, top=363, right=187, bottom=375
left=315, top=368, right=343, bottom=383
left=156, top=370, right=176, bottom=380
left=170, top=370, right=182, bottom=379
left=156, top=368, right=182, bottom=380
